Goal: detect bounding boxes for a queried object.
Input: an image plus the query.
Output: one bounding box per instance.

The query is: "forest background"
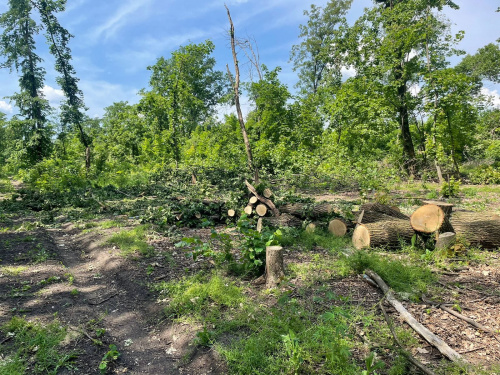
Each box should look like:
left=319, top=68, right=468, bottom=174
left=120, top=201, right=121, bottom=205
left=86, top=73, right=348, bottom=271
left=0, top=0, right=499, bottom=192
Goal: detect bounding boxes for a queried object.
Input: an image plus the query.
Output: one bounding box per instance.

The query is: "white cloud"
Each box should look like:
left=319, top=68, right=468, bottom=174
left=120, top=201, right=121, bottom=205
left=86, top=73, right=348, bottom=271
left=42, top=85, right=65, bottom=103
left=341, top=66, right=356, bottom=79
left=92, top=0, right=154, bottom=41
left=0, top=100, right=13, bottom=114
left=481, top=87, right=500, bottom=108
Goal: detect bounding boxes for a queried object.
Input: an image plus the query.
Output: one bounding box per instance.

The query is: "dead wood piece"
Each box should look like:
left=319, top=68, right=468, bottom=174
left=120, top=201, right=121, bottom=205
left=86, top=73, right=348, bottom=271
left=256, top=217, right=263, bottom=233
left=328, top=219, right=348, bottom=237
left=365, top=269, right=466, bottom=364
left=244, top=206, right=253, bottom=215
left=280, top=202, right=338, bottom=219
left=263, top=188, right=273, bottom=198
left=256, top=204, right=268, bottom=217
left=360, top=202, right=409, bottom=220
left=379, top=302, right=437, bottom=375
left=249, top=196, right=258, bottom=205
left=355, top=211, right=404, bottom=224
left=266, top=246, right=285, bottom=288
left=352, top=219, right=415, bottom=249
left=227, top=209, right=236, bottom=217
left=88, top=292, right=119, bottom=306
left=450, top=211, right=500, bottom=249
left=245, top=180, right=279, bottom=216
left=263, top=213, right=302, bottom=228
left=439, top=305, right=495, bottom=334
left=435, top=232, right=456, bottom=251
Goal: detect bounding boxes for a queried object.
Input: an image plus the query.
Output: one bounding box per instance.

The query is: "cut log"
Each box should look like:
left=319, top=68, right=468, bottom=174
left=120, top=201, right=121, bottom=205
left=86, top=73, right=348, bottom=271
left=256, top=217, right=263, bottom=233
left=352, top=219, right=415, bottom=249
left=255, top=204, right=268, bottom=217
left=365, top=270, right=465, bottom=364
left=280, top=202, right=337, bottom=219
left=244, top=206, right=253, bottom=215
left=360, top=202, right=409, bottom=220
left=263, top=188, right=273, bottom=198
left=410, top=204, right=447, bottom=234
left=249, top=196, right=258, bottom=205
left=266, top=246, right=285, bottom=288
left=390, top=206, right=401, bottom=213
left=435, top=232, right=456, bottom=251
left=245, top=180, right=279, bottom=216
left=305, top=223, right=316, bottom=233
left=227, top=209, right=236, bottom=217
left=355, top=211, right=402, bottom=224
left=328, top=219, right=347, bottom=237
left=450, top=212, right=500, bottom=249
left=263, top=213, right=302, bottom=228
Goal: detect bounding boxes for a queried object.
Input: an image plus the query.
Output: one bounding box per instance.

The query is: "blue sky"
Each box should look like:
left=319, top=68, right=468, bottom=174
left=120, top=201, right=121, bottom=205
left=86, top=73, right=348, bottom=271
left=0, top=0, right=499, bottom=118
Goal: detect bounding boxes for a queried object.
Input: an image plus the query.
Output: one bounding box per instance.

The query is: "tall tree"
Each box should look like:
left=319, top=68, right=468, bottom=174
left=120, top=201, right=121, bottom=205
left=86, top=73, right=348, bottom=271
left=0, top=0, right=52, bottom=165
left=290, top=0, right=352, bottom=95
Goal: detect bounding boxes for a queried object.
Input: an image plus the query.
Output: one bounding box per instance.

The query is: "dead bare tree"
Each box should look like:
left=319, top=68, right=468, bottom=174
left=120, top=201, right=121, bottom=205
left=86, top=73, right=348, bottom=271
left=225, top=4, right=255, bottom=175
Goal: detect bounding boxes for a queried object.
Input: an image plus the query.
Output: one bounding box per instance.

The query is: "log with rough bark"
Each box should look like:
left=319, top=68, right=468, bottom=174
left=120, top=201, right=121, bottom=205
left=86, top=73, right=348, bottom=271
left=263, top=213, right=302, bottom=228
left=435, top=232, right=456, bottom=251
left=244, top=206, right=253, bottom=215
left=360, top=202, right=409, bottom=220
left=266, top=246, right=285, bottom=288
left=328, top=219, right=348, bottom=236
left=245, top=180, right=279, bottom=216
left=365, top=270, right=465, bottom=364
left=256, top=204, right=268, bottom=217
left=450, top=211, right=500, bottom=249
left=410, top=204, right=452, bottom=234
left=355, top=211, right=402, bottom=224
left=280, top=202, right=338, bottom=219
left=249, top=196, right=258, bottom=205
left=352, top=218, right=415, bottom=249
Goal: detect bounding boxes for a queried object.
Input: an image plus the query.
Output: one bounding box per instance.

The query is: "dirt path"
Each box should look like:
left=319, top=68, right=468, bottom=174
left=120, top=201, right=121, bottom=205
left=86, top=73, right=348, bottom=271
left=0, top=223, right=224, bottom=374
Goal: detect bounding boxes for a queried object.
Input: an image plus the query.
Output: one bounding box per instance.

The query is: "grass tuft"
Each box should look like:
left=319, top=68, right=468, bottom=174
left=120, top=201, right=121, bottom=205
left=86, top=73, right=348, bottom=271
left=107, top=225, right=153, bottom=257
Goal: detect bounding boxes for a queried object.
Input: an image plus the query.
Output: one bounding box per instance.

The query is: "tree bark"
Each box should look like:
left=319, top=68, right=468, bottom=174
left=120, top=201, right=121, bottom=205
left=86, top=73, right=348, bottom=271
left=265, top=246, right=285, bottom=288
left=280, top=202, right=338, bottom=219
left=263, top=213, right=302, bottom=228
left=450, top=212, right=500, bottom=249
left=359, top=202, right=409, bottom=220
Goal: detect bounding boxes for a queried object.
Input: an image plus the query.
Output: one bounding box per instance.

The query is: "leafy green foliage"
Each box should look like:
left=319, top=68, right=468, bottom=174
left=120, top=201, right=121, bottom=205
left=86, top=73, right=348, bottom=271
left=107, top=225, right=154, bottom=257
left=99, top=344, right=120, bottom=374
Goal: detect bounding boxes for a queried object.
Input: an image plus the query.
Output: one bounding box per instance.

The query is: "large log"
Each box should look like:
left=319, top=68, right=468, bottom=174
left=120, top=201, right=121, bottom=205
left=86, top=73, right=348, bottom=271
left=360, top=202, right=409, bottom=220
left=355, top=211, right=401, bottom=224
left=280, top=202, right=338, bottom=219
left=328, top=219, right=348, bottom=236
left=352, top=219, right=415, bottom=249
left=410, top=204, right=451, bottom=234
left=263, top=213, right=302, bottom=228
left=450, top=212, right=500, bottom=249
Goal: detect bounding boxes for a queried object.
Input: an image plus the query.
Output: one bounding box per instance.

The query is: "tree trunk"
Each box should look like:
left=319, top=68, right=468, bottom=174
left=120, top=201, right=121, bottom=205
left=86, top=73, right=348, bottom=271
left=225, top=5, right=254, bottom=173
left=263, top=213, right=302, bottom=228
left=360, top=202, right=409, bottom=220
left=265, top=246, right=285, bottom=288
left=450, top=212, right=500, bottom=249
left=280, top=202, right=338, bottom=219
left=352, top=219, right=415, bottom=249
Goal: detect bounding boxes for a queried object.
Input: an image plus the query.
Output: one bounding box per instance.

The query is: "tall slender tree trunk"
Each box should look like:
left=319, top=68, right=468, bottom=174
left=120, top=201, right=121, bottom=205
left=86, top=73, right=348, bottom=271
left=225, top=5, right=255, bottom=175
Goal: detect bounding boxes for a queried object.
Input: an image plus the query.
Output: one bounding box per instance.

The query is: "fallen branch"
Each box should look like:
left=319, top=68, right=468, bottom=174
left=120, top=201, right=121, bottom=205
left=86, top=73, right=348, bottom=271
left=244, top=180, right=279, bottom=216
left=365, top=269, right=466, bottom=364
left=87, top=292, right=119, bottom=305
left=378, top=302, right=437, bottom=375
left=439, top=305, right=496, bottom=334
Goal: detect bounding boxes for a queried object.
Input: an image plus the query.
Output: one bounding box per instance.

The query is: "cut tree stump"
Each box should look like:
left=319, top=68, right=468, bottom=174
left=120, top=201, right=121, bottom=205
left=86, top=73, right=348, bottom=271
left=422, top=201, right=454, bottom=216
left=266, top=246, right=285, bottom=288
left=263, top=213, right=302, bottom=228
left=244, top=206, right=253, bottom=215
left=249, top=196, right=258, bottom=205
left=360, top=202, right=409, bottom=220
left=328, top=219, right=348, bottom=236
left=450, top=212, right=500, bottom=249
left=435, top=232, right=456, bottom=251
left=410, top=204, right=452, bottom=234
left=352, top=219, right=415, bottom=249
left=256, top=204, right=268, bottom=217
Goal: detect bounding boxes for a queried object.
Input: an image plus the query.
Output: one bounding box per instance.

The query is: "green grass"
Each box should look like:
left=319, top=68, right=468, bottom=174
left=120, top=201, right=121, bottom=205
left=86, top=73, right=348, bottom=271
left=0, top=317, right=77, bottom=375
left=0, top=266, right=28, bottom=276
left=280, top=228, right=351, bottom=252
left=107, top=225, right=154, bottom=257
